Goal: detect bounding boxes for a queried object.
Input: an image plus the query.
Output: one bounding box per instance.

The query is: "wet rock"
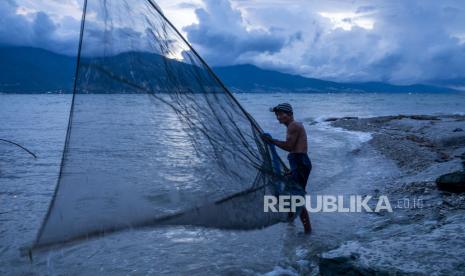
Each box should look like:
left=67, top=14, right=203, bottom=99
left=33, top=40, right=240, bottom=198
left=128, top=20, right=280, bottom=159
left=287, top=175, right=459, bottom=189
left=436, top=171, right=465, bottom=193
left=435, top=151, right=451, bottom=162
left=319, top=216, right=465, bottom=275
left=324, top=117, right=338, bottom=122
left=461, top=152, right=465, bottom=169
left=325, top=116, right=358, bottom=122
left=405, top=134, right=429, bottom=144
left=409, top=115, right=439, bottom=121
left=369, top=133, right=436, bottom=171
left=437, top=135, right=465, bottom=147
left=330, top=114, right=465, bottom=173
left=342, top=116, right=359, bottom=120
left=319, top=253, right=382, bottom=276
left=318, top=241, right=426, bottom=276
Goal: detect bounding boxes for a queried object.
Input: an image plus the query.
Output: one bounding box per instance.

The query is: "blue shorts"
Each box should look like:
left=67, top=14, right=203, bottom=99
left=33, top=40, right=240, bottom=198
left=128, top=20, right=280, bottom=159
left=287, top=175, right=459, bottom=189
left=287, top=153, right=312, bottom=189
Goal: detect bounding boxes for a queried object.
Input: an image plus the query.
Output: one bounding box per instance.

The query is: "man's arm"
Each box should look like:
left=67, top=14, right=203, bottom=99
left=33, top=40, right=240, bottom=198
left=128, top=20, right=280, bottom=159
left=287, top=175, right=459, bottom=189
left=271, top=123, right=299, bottom=152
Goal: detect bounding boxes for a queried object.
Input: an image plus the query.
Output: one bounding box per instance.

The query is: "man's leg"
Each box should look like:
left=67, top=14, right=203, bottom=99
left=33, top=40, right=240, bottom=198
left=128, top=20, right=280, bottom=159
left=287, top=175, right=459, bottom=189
left=299, top=161, right=312, bottom=233
left=288, top=154, right=312, bottom=233
left=300, top=206, right=312, bottom=233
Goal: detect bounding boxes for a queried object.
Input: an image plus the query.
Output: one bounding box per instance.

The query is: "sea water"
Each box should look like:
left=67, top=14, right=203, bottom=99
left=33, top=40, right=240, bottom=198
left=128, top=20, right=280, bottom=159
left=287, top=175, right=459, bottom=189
left=1, top=92, right=464, bottom=275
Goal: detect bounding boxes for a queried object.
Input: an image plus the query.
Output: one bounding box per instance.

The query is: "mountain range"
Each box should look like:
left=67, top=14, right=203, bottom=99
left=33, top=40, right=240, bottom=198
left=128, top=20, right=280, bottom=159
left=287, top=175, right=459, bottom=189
left=0, top=46, right=458, bottom=93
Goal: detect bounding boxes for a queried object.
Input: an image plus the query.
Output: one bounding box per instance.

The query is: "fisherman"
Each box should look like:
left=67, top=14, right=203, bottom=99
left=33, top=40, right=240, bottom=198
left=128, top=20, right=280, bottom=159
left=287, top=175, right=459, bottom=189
left=262, top=103, right=312, bottom=234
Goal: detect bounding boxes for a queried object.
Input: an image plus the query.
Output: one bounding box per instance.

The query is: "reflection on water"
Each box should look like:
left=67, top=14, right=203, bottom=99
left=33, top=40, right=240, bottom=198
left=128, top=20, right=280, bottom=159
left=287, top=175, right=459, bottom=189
left=1, top=92, right=464, bottom=274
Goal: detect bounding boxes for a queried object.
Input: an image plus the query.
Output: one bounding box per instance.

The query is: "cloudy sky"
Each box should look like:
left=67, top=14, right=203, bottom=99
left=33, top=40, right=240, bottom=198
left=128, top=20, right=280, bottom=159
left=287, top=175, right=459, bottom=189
left=1, top=0, right=465, bottom=85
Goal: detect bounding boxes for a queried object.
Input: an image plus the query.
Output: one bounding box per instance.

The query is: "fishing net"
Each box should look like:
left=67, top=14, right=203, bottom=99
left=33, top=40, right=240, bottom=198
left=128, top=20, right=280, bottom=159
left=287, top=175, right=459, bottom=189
left=30, top=0, right=296, bottom=251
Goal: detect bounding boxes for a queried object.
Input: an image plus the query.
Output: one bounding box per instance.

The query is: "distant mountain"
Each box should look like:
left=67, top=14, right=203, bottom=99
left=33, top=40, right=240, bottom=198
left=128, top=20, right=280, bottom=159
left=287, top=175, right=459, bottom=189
left=212, top=64, right=458, bottom=93
left=428, top=78, right=465, bottom=91
left=0, top=46, right=458, bottom=93
left=0, top=47, right=76, bottom=93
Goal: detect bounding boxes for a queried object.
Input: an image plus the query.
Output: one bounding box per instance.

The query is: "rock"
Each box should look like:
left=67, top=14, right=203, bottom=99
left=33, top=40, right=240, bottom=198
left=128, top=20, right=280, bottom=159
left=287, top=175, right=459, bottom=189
left=405, top=134, right=428, bottom=144
left=436, top=171, right=465, bottom=193
left=409, top=115, right=439, bottom=121
left=341, top=116, right=358, bottom=120
left=460, top=156, right=465, bottom=170
left=319, top=255, right=379, bottom=276
left=318, top=242, right=425, bottom=275
left=453, top=128, right=463, bottom=132
left=325, top=116, right=358, bottom=122
left=437, top=135, right=465, bottom=147
left=325, top=117, right=338, bottom=122
left=435, top=152, right=451, bottom=162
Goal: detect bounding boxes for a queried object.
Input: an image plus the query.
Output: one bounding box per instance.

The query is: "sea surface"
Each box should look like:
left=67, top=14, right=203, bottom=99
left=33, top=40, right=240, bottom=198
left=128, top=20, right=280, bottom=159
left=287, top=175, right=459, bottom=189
left=1, top=92, right=465, bottom=275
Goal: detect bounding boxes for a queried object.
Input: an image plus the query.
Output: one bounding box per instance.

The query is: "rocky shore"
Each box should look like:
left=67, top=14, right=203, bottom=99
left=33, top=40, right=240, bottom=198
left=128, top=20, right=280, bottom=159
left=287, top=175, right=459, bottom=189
left=327, top=114, right=465, bottom=172
left=318, top=114, right=465, bottom=275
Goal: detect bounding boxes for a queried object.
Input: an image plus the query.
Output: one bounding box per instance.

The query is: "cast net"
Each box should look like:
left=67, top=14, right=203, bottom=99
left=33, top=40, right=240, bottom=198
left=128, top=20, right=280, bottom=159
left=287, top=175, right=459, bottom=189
left=31, top=0, right=293, bottom=250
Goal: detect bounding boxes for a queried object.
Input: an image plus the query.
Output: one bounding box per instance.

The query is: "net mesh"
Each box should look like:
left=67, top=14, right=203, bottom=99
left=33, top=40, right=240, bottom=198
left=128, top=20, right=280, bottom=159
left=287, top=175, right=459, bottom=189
left=31, top=0, right=293, bottom=250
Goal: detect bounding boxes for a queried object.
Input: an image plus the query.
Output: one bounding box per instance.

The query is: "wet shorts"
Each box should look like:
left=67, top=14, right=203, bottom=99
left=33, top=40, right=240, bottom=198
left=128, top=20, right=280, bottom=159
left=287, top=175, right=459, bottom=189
left=287, top=153, right=312, bottom=189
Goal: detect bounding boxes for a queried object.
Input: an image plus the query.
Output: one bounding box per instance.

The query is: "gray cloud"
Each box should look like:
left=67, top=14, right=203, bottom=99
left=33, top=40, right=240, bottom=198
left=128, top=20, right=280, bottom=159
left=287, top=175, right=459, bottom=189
left=33, top=12, right=57, bottom=47
left=0, top=0, right=80, bottom=55
left=356, top=5, right=376, bottom=14
left=0, top=0, right=32, bottom=46
left=184, top=0, right=465, bottom=84
left=0, top=0, right=167, bottom=57
left=183, top=0, right=292, bottom=65
left=176, top=2, right=199, bottom=9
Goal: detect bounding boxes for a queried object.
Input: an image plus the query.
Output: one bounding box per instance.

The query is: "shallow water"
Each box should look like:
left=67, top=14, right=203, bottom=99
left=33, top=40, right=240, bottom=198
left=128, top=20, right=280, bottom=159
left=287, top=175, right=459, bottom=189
left=1, top=92, right=465, bottom=275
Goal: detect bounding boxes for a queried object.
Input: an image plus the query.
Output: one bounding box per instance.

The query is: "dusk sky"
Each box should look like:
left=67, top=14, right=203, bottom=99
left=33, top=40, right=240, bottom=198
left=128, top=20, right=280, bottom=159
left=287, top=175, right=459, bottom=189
left=1, top=0, right=465, bottom=85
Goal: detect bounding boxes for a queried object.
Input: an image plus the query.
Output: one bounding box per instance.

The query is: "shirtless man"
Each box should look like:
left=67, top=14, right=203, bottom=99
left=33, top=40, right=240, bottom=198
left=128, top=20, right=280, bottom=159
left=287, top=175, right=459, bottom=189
left=262, top=103, right=312, bottom=233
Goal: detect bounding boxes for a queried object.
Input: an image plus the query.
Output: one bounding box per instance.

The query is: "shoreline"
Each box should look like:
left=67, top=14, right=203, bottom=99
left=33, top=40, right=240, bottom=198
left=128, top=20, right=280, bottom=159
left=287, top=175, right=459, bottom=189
left=328, top=114, right=465, bottom=172
left=317, top=114, right=465, bottom=274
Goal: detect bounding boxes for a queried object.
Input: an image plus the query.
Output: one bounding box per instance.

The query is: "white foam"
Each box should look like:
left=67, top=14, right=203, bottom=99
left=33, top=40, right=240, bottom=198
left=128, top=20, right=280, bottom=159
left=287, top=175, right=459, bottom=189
left=313, top=115, right=331, bottom=123
left=261, top=266, right=299, bottom=276
left=317, top=120, right=373, bottom=144
left=321, top=214, right=465, bottom=274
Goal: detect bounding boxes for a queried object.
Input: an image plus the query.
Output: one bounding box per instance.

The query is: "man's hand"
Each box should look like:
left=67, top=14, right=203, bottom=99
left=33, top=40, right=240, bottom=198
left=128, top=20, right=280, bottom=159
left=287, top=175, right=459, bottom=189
left=260, top=133, right=274, bottom=144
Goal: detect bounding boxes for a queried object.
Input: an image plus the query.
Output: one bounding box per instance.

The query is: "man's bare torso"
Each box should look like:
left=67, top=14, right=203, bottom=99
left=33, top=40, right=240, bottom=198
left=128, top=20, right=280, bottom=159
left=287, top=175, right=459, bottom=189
left=287, top=121, right=308, bottom=153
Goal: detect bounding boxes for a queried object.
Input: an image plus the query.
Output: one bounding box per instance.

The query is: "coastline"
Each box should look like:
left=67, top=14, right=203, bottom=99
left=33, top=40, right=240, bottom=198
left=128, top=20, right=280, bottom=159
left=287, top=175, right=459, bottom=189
left=328, top=114, right=465, bottom=171
left=318, top=114, right=465, bottom=274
